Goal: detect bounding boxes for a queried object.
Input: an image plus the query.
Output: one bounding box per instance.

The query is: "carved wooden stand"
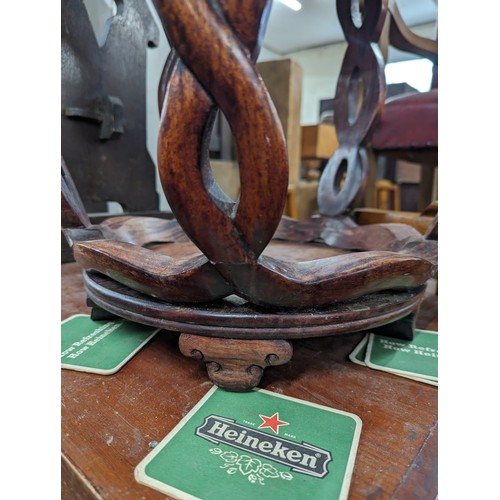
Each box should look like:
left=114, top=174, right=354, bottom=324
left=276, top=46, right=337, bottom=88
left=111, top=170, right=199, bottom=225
left=62, top=0, right=437, bottom=391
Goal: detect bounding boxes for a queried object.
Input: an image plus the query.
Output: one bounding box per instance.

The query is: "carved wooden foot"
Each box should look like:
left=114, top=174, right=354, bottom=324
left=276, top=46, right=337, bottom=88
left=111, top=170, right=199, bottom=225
left=179, top=334, right=293, bottom=392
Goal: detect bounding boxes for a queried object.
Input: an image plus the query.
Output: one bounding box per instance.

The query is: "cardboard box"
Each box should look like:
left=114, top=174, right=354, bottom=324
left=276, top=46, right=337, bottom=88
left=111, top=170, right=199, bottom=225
left=295, top=180, right=319, bottom=219
left=257, top=59, right=303, bottom=185
left=301, top=124, right=339, bottom=159
left=211, top=160, right=240, bottom=201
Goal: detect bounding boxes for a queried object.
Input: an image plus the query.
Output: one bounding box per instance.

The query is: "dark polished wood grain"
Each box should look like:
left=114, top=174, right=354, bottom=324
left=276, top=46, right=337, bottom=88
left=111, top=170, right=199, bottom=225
left=62, top=0, right=437, bottom=313
left=60, top=0, right=438, bottom=396
left=179, top=335, right=293, bottom=392
left=153, top=0, right=288, bottom=264
left=83, top=270, right=426, bottom=340
left=83, top=267, right=427, bottom=391
left=75, top=239, right=233, bottom=303
left=67, top=208, right=436, bottom=309
left=61, top=0, right=438, bottom=490
left=61, top=261, right=438, bottom=499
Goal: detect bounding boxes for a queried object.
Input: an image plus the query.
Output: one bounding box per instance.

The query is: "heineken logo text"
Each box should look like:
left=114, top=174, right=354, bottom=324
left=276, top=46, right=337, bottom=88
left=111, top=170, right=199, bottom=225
left=196, top=415, right=332, bottom=478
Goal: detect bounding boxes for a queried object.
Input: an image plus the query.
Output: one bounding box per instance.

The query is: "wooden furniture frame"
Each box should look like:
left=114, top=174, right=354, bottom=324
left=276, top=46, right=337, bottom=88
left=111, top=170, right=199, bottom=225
left=62, top=0, right=437, bottom=392
left=317, top=0, right=438, bottom=214
left=61, top=261, right=438, bottom=498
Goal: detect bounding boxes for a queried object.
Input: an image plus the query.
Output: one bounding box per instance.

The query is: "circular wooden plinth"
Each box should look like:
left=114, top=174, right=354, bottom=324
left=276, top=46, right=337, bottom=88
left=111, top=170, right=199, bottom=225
left=84, top=270, right=426, bottom=340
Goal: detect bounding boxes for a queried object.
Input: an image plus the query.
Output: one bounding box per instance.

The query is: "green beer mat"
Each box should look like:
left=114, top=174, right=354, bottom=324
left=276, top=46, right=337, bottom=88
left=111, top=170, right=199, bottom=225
left=348, top=335, right=369, bottom=367
left=349, top=334, right=437, bottom=385
left=61, top=314, right=159, bottom=374
left=364, top=329, right=438, bottom=383
left=135, top=386, right=362, bottom=500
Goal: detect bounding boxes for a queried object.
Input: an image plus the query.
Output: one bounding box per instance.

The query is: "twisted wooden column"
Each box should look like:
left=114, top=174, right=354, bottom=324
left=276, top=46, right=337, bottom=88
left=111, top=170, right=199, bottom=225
left=61, top=0, right=437, bottom=391
left=68, top=0, right=433, bottom=310
left=153, top=0, right=289, bottom=264
left=318, top=0, right=388, bottom=216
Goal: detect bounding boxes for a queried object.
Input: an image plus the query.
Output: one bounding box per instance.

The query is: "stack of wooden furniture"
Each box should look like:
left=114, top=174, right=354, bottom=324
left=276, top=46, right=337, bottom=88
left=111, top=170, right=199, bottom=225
left=295, top=123, right=339, bottom=219
left=301, top=123, right=339, bottom=181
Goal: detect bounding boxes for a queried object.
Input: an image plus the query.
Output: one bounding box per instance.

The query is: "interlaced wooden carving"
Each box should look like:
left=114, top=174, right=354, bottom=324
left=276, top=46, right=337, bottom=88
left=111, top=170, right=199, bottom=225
left=318, top=0, right=388, bottom=216
left=319, top=0, right=438, bottom=216
left=154, top=0, right=289, bottom=264
left=66, top=0, right=434, bottom=309
left=61, top=0, right=439, bottom=390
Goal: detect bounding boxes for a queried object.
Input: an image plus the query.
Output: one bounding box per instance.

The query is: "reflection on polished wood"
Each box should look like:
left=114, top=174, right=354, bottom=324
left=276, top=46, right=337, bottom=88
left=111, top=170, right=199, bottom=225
left=62, top=261, right=437, bottom=499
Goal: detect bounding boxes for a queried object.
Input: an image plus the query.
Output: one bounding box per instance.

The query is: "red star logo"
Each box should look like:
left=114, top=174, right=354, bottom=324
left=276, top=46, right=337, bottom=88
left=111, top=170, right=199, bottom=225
left=258, top=412, right=289, bottom=434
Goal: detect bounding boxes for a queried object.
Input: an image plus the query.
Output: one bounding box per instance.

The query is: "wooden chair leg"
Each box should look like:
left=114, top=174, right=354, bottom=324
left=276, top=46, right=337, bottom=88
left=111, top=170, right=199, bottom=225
left=375, top=179, right=400, bottom=211
left=419, top=164, right=436, bottom=212
left=285, top=184, right=298, bottom=219
left=363, top=148, right=378, bottom=208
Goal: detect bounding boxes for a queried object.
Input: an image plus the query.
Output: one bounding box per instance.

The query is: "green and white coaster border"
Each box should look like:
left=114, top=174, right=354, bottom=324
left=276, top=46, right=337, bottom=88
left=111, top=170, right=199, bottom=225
left=364, top=329, right=438, bottom=384
left=61, top=314, right=160, bottom=375
left=350, top=332, right=438, bottom=386
left=134, top=386, right=363, bottom=500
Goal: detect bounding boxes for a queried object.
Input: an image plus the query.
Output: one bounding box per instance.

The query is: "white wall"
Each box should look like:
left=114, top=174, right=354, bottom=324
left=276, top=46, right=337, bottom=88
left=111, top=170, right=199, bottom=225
left=285, top=42, right=347, bottom=125
left=144, top=0, right=170, bottom=211
left=258, top=46, right=283, bottom=62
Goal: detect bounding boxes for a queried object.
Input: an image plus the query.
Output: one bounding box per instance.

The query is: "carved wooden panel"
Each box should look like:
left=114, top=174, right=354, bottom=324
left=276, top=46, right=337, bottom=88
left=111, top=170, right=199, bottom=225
left=61, top=0, right=159, bottom=213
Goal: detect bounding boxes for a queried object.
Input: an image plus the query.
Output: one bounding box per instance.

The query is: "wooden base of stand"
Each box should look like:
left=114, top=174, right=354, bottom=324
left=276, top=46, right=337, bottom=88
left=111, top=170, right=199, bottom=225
left=62, top=260, right=438, bottom=499
left=84, top=270, right=425, bottom=391
left=70, top=214, right=435, bottom=391
left=179, top=335, right=293, bottom=391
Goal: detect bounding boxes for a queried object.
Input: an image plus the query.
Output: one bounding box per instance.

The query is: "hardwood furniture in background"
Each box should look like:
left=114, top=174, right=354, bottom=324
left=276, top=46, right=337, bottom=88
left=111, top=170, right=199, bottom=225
left=297, top=123, right=340, bottom=219
left=375, top=179, right=400, bottom=211
left=61, top=0, right=167, bottom=262
left=301, top=123, right=339, bottom=164
left=353, top=200, right=438, bottom=239
left=293, top=180, right=320, bottom=219
left=257, top=58, right=304, bottom=219
left=372, top=1, right=438, bottom=212
left=318, top=0, right=437, bottom=215
left=257, top=59, right=303, bottom=187
left=255, top=59, right=303, bottom=218
left=368, top=0, right=438, bottom=212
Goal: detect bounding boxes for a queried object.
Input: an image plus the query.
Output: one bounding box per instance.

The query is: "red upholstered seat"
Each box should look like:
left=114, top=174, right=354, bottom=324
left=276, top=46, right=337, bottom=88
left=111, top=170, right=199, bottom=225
left=371, top=89, right=438, bottom=151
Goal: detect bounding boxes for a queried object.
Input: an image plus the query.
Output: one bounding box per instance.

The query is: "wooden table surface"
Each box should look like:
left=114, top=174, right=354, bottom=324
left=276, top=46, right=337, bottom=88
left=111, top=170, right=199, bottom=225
left=61, top=261, right=438, bottom=499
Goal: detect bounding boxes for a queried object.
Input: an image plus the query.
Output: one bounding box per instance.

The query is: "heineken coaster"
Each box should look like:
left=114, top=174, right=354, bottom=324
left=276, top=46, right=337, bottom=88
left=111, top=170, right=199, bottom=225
left=61, top=314, right=159, bottom=375
left=365, top=329, right=438, bottom=383
left=349, top=336, right=368, bottom=366
left=349, top=334, right=437, bottom=386
left=135, top=386, right=362, bottom=500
